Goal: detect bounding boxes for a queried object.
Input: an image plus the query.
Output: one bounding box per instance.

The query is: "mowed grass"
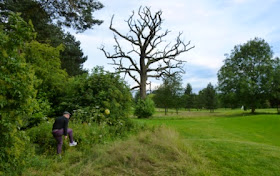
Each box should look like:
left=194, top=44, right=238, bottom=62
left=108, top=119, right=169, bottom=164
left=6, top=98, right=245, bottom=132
left=136, top=109, right=280, bottom=175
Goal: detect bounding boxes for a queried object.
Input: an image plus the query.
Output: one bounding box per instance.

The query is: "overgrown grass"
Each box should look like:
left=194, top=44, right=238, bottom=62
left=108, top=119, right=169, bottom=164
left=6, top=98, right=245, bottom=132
left=22, top=118, right=146, bottom=175
left=24, top=126, right=214, bottom=176
left=77, top=127, right=214, bottom=176
left=137, top=109, right=280, bottom=175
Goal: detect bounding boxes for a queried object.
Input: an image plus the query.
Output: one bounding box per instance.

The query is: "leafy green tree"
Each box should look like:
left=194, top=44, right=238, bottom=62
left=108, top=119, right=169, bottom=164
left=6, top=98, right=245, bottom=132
left=270, top=57, right=280, bottom=113
left=59, top=33, right=88, bottom=76
left=1, top=0, right=98, bottom=76
left=153, top=74, right=183, bottom=114
left=218, top=38, right=275, bottom=113
left=202, top=83, right=218, bottom=112
left=153, top=83, right=172, bottom=115
left=183, top=83, right=194, bottom=111
left=0, top=13, right=36, bottom=175
left=184, top=83, right=192, bottom=95
left=193, top=92, right=203, bottom=111
left=1, top=0, right=104, bottom=32
left=24, top=40, right=68, bottom=116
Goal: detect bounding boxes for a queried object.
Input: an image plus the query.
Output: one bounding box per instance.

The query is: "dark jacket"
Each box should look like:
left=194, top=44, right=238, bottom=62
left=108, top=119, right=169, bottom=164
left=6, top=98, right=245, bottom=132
left=52, top=116, right=69, bottom=136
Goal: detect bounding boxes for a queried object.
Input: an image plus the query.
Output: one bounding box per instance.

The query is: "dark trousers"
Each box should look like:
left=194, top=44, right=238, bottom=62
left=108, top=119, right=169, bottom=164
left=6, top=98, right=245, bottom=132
left=52, top=128, right=74, bottom=154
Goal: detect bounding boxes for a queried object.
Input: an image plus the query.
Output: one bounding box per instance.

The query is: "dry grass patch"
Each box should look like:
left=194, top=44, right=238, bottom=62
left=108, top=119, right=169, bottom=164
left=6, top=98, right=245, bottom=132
left=79, top=127, right=213, bottom=176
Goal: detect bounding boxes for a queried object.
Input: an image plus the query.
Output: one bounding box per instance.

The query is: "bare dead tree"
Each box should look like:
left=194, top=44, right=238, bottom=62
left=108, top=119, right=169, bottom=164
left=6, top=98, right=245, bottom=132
left=100, top=6, right=194, bottom=99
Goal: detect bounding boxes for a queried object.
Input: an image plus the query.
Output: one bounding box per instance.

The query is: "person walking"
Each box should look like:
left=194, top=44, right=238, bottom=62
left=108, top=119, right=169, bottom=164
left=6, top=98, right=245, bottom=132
left=52, top=111, right=77, bottom=154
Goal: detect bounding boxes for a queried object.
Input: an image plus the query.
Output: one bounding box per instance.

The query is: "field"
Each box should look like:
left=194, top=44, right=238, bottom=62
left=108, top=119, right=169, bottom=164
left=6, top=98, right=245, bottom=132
left=136, top=108, right=280, bottom=175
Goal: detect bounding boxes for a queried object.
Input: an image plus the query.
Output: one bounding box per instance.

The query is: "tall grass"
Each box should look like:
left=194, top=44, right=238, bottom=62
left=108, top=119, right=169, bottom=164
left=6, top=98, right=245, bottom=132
left=24, top=127, right=213, bottom=176
left=22, top=118, right=146, bottom=175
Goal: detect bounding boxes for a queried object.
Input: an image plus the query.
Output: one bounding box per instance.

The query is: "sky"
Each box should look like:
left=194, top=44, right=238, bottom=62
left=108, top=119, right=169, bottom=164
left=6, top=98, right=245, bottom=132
left=70, top=0, right=280, bottom=93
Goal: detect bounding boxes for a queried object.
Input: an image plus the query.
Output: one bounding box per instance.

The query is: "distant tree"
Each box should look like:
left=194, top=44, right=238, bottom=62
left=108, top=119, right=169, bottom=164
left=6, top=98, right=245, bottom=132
left=193, top=92, right=203, bottom=110
left=153, top=83, right=172, bottom=115
left=153, top=74, right=183, bottom=115
left=202, top=83, right=217, bottom=112
left=183, top=83, right=194, bottom=111
left=101, top=6, right=194, bottom=99
left=172, top=76, right=184, bottom=114
left=184, top=83, right=192, bottom=95
left=218, top=38, right=275, bottom=113
left=270, top=57, right=280, bottom=113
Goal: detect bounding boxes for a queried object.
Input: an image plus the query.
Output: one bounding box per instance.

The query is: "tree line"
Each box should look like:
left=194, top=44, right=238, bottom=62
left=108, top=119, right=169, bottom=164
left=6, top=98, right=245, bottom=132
left=151, top=74, right=218, bottom=114
left=149, top=38, right=280, bottom=114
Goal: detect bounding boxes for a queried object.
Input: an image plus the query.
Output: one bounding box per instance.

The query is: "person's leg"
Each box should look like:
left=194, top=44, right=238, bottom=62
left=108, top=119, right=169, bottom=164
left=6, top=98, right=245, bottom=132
left=67, top=128, right=74, bottom=143
left=53, top=129, right=64, bottom=154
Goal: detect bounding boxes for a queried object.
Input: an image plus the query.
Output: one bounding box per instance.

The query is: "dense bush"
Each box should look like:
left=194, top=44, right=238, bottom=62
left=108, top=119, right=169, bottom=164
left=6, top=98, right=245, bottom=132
left=0, top=13, right=37, bottom=175
left=58, top=67, right=132, bottom=122
left=134, top=98, right=155, bottom=118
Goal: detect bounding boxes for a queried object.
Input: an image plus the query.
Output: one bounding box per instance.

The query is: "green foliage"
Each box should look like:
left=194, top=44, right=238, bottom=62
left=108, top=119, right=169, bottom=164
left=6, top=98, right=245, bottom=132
left=183, top=83, right=195, bottom=111
left=24, top=40, right=68, bottom=116
left=1, top=0, right=104, bottom=32
left=1, top=0, right=95, bottom=77
left=218, top=37, right=275, bottom=113
left=59, top=33, right=88, bottom=76
left=59, top=67, right=132, bottom=121
left=27, top=121, right=56, bottom=154
left=200, top=83, right=218, bottom=112
left=153, top=74, right=184, bottom=114
left=0, top=119, right=35, bottom=175
left=270, top=57, right=280, bottom=112
left=134, top=97, right=155, bottom=118
left=0, top=13, right=37, bottom=175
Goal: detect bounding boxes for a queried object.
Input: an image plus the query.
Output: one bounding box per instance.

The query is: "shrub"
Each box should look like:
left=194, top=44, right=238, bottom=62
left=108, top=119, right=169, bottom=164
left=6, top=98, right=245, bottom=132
left=134, top=97, right=155, bottom=118
left=58, top=67, right=132, bottom=121
left=27, top=120, right=57, bottom=155
left=0, top=115, right=35, bottom=175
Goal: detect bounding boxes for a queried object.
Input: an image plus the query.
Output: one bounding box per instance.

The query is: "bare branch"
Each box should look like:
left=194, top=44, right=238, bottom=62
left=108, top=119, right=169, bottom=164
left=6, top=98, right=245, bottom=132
left=110, top=15, right=139, bottom=46
left=131, top=85, right=140, bottom=90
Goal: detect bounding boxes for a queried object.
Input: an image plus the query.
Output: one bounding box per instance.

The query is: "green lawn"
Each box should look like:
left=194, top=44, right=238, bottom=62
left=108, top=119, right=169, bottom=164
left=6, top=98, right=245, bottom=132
left=136, top=109, right=280, bottom=175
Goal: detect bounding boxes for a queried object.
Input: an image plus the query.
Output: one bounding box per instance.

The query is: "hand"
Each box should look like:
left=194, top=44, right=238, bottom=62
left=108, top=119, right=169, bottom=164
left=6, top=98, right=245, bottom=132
left=64, top=136, right=68, bottom=140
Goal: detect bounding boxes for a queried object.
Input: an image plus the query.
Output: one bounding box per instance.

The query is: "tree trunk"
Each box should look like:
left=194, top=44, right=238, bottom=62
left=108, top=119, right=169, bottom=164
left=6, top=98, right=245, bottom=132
left=251, top=107, right=256, bottom=113
left=140, top=55, right=147, bottom=99
left=140, top=79, right=147, bottom=99
left=165, top=107, right=167, bottom=115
